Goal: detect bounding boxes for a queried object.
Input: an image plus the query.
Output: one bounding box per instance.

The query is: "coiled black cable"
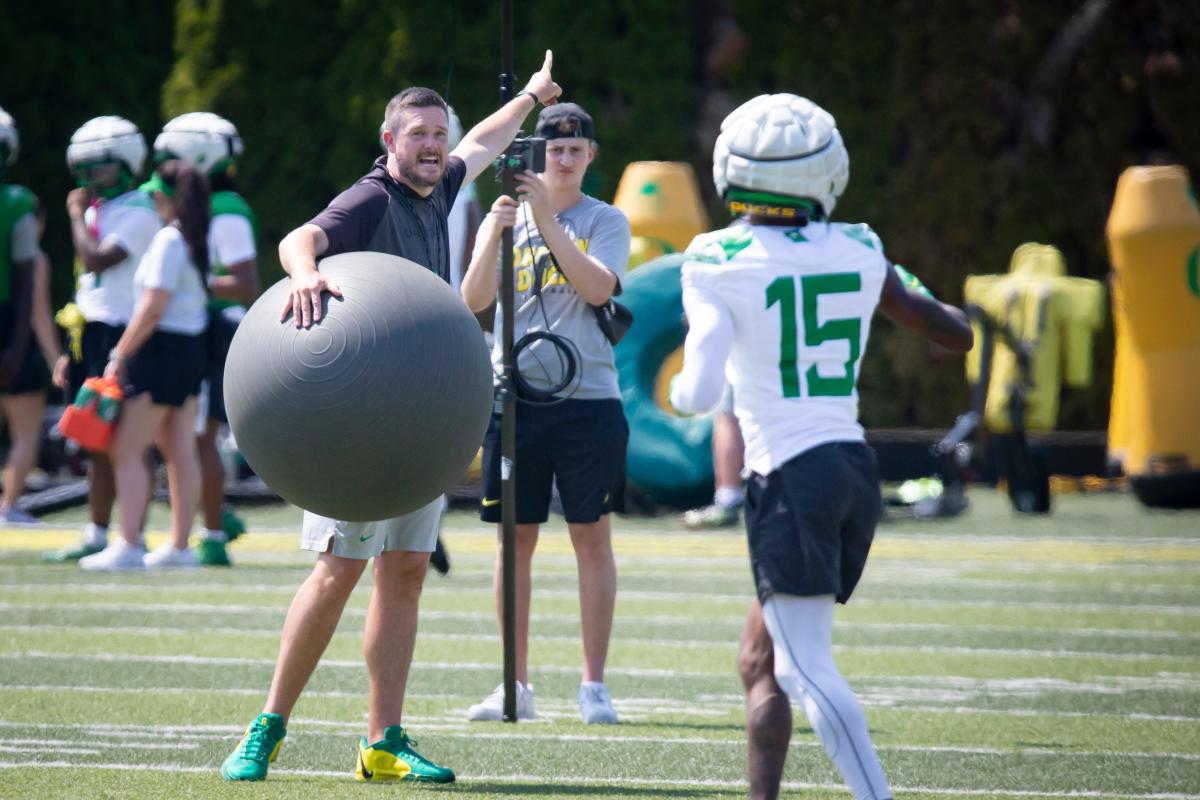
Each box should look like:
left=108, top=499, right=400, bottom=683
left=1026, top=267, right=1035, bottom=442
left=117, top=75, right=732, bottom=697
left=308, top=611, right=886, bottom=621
left=509, top=202, right=582, bottom=405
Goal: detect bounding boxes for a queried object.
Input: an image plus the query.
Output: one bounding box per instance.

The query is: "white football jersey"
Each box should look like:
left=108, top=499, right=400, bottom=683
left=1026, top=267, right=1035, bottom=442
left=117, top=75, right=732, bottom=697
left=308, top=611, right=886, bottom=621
left=680, top=221, right=889, bottom=475
left=76, top=190, right=162, bottom=325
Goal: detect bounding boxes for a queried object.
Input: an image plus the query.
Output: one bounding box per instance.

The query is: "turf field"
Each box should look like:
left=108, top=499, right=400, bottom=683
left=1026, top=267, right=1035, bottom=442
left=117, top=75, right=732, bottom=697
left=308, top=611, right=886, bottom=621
left=0, top=489, right=1196, bottom=799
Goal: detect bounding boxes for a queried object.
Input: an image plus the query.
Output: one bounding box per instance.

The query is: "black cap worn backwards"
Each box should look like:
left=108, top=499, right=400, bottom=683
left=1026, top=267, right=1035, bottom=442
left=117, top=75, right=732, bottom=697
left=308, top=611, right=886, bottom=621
left=535, top=103, right=595, bottom=141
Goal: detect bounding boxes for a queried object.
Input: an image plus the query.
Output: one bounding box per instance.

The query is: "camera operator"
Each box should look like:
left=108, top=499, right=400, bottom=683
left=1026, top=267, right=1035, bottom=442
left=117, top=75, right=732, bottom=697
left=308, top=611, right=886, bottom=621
left=460, top=102, right=631, bottom=724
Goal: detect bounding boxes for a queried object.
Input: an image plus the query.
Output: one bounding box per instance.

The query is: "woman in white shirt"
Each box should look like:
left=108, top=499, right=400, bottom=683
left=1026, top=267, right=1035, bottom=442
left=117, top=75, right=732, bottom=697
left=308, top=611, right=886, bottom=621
left=80, top=160, right=211, bottom=570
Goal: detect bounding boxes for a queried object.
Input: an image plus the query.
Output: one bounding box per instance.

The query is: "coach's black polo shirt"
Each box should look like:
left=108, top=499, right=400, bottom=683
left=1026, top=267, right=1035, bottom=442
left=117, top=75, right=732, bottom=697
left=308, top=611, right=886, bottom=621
left=309, top=155, right=467, bottom=283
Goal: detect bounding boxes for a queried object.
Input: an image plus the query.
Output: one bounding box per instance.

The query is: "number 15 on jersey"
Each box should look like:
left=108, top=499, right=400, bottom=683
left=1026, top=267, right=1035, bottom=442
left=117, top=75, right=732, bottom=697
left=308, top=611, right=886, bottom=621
left=766, top=273, right=863, bottom=399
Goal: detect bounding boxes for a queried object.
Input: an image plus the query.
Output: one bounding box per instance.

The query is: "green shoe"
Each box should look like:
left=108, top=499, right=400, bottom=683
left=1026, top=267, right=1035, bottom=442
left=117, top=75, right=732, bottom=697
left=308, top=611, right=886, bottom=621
left=43, top=541, right=105, bottom=563
left=221, top=713, right=286, bottom=781
left=198, top=538, right=232, bottom=567
left=678, top=503, right=740, bottom=530
left=222, top=507, right=246, bottom=543
left=356, top=726, right=454, bottom=784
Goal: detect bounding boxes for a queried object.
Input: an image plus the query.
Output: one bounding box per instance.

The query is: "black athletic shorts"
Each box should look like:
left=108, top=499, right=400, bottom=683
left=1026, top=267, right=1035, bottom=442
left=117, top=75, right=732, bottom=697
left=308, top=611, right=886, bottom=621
left=480, top=398, right=628, bottom=525
left=202, top=308, right=240, bottom=423
left=68, top=321, right=125, bottom=401
left=125, top=330, right=206, bottom=408
left=0, top=302, right=48, bottom=395
left=745, top=441, right=882, bottom=605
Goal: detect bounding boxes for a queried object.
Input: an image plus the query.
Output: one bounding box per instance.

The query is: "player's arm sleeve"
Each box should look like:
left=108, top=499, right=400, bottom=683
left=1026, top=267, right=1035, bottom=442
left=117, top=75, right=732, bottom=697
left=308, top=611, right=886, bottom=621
left=102, top=206, right=160, bottom=260
left=586, top=206, right=631, bottom=292
left=211, top=214, right=256, bottom=265
left=670, top=273, right=735, bottom=414
left=9, top=213, right=38, bottom=262
left=307, top=181, right=389, bottom=257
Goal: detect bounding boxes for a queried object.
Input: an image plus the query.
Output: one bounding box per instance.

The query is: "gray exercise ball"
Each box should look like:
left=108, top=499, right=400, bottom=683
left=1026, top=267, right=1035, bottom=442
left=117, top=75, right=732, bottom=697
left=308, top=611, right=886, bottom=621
left=224, top=252, right=493, bottom=521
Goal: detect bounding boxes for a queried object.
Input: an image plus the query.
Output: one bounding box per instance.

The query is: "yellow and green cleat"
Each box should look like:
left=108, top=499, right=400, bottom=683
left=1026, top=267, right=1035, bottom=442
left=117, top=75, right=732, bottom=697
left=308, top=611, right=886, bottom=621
left=355, top=725, right=455, bottom=783
left=220, top=713, right=286, bottom=781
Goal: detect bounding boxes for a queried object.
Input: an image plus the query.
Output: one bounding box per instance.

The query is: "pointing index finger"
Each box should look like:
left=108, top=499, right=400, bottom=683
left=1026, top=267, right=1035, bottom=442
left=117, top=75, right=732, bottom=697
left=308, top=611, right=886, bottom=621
left=543, top=50, right=553, bottom=73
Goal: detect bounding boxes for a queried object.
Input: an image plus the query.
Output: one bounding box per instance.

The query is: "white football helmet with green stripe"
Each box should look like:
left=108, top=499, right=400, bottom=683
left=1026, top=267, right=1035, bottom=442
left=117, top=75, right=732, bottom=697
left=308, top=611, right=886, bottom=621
left=154, top=112, right=243, bottom=175
left=0, top=107, right=18, bottom=166
left=67, top=116, right=148, bottom=176
left=713, top=94, right=849, bottom=219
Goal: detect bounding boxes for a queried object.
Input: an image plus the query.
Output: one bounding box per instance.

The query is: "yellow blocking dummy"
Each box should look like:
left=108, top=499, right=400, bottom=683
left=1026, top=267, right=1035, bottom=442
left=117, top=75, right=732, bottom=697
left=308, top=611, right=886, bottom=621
left=614, top=162, right=709, bottom=269
left=964, top=244, right=1105, bottom=433
left=1106, top=165, right=1200, bottom=489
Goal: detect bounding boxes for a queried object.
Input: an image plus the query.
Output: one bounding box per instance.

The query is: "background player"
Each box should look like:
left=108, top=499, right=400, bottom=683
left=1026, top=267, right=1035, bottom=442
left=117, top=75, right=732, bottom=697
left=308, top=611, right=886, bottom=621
left=152, top=112, right=260, bottom=565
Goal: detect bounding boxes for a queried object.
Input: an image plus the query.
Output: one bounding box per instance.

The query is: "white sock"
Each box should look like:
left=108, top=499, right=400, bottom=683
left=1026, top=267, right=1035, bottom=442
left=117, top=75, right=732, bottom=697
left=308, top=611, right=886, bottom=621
left=763, top=594, right=892, bottom=800
left=203, top=528, right=228, bottom=543
left=714, top=486, right=743, bottom=509
left=83, top=523, right=108, bottom=547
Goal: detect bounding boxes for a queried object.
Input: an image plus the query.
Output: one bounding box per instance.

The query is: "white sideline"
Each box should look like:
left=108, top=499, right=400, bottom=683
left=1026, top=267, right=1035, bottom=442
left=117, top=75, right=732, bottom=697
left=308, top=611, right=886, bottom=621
left=0, top=760, right=1195, bottom=799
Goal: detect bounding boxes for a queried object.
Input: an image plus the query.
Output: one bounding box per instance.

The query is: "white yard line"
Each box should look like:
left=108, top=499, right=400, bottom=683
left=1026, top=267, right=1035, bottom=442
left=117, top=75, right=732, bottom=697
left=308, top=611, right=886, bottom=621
left=1, top=682, right=1197, bottom=723
left=5, top=621, right=1198, bottom=653
left=0, top=724, right=1197, bottom=762
left=0, top=603, right=1194, bottom=640
left=1, top=633, right=1193, bottom=664
left=2, top=582, right=1198, bottom=614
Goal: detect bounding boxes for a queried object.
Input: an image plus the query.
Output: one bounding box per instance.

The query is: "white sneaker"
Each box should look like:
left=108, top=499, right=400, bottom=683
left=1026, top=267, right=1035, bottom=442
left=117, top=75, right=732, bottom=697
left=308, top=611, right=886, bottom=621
left=144, top=543, right=199, bottom=570
left=79, top=539, right=145, bottom=571
left=578, top=682, right=618, bottom=724
left=467, top=682, right=535, bottom=721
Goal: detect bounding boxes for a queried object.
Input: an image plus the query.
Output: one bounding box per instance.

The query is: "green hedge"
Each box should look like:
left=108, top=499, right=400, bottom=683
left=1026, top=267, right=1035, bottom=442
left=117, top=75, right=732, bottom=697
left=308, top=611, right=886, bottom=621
left=4, top=1, right=1196, bottom=428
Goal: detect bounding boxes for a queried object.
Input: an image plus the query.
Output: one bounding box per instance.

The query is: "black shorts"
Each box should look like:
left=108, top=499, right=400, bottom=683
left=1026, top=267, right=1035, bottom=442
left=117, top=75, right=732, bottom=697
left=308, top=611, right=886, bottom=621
left=202, top=308, right=240, bottom=423
left=68, top=321, right=125, bottom=400
left=125, top=330, right=206, bottom=408
left=745, top=441, right=882, bottom=605
left=480, top=398, right=628, bottom=525
left=0, top=303, right=48, bottom=395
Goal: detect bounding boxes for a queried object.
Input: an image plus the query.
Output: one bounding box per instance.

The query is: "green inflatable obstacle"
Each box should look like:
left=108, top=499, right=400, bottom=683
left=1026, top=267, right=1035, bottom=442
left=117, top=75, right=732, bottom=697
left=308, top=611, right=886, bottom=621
left=615, top=254, right=713, bottom=508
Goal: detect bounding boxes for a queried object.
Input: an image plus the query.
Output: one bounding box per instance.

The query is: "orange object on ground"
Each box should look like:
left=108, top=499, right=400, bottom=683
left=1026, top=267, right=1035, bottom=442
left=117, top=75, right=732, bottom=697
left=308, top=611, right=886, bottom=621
left=59, top=376, right=124, bottom=452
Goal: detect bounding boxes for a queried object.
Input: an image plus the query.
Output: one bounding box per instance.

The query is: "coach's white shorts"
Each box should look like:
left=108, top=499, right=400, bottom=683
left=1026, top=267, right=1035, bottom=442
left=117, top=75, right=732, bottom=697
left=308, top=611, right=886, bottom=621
left=301, top=495, right=444, bottom=559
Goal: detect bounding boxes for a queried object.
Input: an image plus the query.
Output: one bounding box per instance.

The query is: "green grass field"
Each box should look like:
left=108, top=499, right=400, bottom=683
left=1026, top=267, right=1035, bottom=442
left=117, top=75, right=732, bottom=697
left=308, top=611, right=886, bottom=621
left=0, top=489, right=1196, bottom=799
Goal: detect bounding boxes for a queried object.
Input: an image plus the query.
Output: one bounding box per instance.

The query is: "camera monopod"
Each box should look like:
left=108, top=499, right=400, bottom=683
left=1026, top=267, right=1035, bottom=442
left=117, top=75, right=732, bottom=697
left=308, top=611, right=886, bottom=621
left=497, top=0, right=520, bottom=724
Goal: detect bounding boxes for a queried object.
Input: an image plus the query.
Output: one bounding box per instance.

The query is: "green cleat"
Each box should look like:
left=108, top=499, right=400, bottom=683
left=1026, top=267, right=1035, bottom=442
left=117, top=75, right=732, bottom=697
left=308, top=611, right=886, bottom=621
left=221, top=713, right=286, bottom=781
left=43, top=541, right=105, bottom=563
left=222, top=507, right=246, bottom=543
left=197, top=538, right=232, bottom=567
left=355, top=726, right=455, bottom=784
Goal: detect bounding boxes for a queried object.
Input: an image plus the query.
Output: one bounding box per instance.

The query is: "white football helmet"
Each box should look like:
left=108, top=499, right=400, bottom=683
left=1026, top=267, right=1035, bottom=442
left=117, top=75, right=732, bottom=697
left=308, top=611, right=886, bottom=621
left=0, top=106, right=18, bottom=165
left=67, top=115, right=148, bottom=176
left=713, top=94, right=849, bottom=218
left=154, top=112, right=243, bottom=174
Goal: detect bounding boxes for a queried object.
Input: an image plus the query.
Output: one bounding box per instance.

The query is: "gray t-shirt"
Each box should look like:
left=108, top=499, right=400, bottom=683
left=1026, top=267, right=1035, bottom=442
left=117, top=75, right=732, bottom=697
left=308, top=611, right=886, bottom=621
left=479, top=195, right=630, bottom=400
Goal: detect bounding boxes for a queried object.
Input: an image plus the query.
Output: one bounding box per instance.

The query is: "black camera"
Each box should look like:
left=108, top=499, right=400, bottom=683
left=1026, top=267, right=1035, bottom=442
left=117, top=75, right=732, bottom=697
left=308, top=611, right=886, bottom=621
left=502, top=135, right=545, bottom=174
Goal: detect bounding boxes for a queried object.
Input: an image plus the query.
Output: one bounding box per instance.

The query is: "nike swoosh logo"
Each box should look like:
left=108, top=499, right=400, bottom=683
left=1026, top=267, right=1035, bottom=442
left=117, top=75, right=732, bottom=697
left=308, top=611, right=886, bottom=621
left=359, top=750, right=373, bottom=780
left=359, top=533, right=375, bottom=542
left=481, top=498, right=501, bottom=507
